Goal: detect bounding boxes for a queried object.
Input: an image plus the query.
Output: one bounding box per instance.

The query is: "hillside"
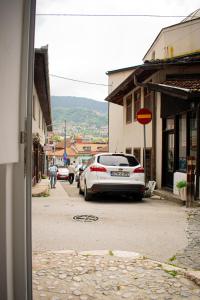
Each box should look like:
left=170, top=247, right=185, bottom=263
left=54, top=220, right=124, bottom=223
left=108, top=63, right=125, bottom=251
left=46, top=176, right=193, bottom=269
left=51, top=96, right=108, bottom=137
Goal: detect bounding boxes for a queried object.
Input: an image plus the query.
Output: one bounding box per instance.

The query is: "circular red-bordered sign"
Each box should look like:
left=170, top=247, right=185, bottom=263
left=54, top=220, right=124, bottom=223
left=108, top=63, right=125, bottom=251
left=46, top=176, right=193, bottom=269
left=136, top=108, right=152, bottom=125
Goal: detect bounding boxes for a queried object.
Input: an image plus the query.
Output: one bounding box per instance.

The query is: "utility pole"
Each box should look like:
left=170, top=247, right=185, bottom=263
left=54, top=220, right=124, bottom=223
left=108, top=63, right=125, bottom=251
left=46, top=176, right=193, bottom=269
left=64, top=120, right=67, bottom=166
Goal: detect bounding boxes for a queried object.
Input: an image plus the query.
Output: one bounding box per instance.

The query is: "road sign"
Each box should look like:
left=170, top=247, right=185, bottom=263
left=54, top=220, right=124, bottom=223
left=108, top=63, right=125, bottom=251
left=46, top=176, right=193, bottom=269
left=136, top=108, right=152, bottom=186
left=136, top=108, right=152, bottom=125
left=63, top=152, right=67, bottom=162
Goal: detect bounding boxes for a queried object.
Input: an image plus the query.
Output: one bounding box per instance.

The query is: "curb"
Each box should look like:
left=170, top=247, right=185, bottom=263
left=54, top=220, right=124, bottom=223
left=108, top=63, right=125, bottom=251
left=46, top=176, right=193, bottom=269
left=33, top=249, right=200, bottom=286
left=32, top=184, right=50, bottom=197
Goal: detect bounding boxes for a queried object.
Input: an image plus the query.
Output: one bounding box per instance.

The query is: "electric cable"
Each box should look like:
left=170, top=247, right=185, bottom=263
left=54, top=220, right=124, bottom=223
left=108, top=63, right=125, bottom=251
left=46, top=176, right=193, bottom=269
left=50, top=74, right=111, bottom=86
left=36, top=13, right=187, bottom=18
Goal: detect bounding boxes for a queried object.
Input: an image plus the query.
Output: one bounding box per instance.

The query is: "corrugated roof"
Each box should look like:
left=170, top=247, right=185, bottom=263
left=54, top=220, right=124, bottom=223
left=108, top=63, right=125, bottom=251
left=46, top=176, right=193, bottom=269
left=163, top=79, right=200, bottom=91
left=47, top=147, right=77, bottom=157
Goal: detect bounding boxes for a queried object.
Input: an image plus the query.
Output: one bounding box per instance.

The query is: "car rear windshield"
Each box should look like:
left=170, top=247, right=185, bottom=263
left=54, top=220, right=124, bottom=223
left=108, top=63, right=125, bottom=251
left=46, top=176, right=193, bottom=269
left=97, top=154, right=139, bottom=167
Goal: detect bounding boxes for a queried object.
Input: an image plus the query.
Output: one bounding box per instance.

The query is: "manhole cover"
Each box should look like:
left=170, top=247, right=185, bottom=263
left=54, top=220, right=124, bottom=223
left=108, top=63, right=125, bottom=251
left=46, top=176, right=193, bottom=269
left=73, top=215, right=99, bottom=222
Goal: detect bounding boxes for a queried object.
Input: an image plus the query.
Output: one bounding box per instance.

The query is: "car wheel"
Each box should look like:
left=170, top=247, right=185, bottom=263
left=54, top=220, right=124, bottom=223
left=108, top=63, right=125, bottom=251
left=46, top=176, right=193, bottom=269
left=134, top=193, right=143, bottom=201
left=84, top=184, right=92, bottom=201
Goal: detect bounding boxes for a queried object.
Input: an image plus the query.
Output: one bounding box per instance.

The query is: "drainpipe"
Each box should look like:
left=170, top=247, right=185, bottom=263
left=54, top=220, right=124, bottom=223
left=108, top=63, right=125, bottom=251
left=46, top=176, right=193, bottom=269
left=134, top=74, right=156, bottom=181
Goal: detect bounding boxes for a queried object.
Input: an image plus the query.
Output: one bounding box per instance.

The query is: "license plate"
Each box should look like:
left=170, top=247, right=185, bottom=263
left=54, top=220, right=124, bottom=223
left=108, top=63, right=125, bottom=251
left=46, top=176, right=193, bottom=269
left=111, top=171, right=130, bottom=177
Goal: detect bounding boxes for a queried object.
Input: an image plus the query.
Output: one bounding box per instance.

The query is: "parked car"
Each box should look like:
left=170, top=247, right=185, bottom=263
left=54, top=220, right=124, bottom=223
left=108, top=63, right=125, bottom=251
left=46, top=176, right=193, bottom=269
left=79, top=153, right=145, bottom=201
left=57, top=166, right=69, bottom=180
left=76, top=164, right=87, bottom=188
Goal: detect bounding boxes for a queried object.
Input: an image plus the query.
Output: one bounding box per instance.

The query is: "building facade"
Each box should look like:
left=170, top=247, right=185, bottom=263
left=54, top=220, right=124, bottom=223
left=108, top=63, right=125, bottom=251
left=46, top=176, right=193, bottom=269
left=106, top=12, right=200, bottom=196
left=32, top=47, right=52, bottom=185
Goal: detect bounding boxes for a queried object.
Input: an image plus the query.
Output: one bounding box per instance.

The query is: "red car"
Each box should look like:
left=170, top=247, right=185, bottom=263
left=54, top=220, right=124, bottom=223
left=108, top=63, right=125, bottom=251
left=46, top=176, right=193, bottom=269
left=57, top=167, right=69, bottom=180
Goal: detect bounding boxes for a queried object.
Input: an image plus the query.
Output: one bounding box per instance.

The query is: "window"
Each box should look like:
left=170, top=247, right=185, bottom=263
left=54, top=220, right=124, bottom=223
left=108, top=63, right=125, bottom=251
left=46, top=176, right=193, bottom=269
left=189, top=112, right=197, bottom=163
left=143, top=148, right=152, bottom=181
left=133, top=148, right=141, bottom=163
left=134, top=89, right=141, bottom=120
left=126, top=94, right=132, bottom=123
left=166, top=118, right=174, bottom=130
left=98, top=154, right=138, bottom=167
left=83, top=146, right=91, bottom=151
left=33, top=96, right=36, bottom=120
left=144, top=87, right=153, bottom=111
left=125, top=148, right=132, bottom=154
left=179, top=114, right=187, bottom=171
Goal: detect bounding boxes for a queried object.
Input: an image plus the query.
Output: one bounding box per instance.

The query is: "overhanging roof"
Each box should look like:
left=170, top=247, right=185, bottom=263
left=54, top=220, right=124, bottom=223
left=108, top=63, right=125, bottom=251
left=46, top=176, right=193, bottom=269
left=105, top=53, right=200, bottom=105
left=147, top=81, right=200, bottom=100
left=105, top=64, right=163, bottom=105
left=34, top=46, right=52, bottom=130
left=106, top=65, right=137, bottom=75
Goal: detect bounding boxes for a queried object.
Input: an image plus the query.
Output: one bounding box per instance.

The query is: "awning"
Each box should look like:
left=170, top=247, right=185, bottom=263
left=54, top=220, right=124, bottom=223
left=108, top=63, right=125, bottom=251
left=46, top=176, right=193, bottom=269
left=105, top=53, right=200, bottom=105
left=146, top=79, right=200, bottom=100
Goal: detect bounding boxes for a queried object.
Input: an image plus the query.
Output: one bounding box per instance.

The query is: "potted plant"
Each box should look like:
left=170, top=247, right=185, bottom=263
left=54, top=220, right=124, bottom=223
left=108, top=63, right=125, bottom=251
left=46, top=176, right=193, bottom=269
left=176, top=180, right=187, bottom=201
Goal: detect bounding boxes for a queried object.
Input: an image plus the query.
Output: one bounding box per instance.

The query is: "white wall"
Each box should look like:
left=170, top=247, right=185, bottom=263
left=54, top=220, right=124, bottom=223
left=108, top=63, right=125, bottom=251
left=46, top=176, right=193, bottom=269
left=108, top=102, right=124, bottom=152
left=107, top=69, right=134, bottom=153
left=108, top=69, right=134, bottom=92
left=122, top=88, right=152, bottom=163
left=32, top=85, right=46, bottom=145
left=0, top=1, right=24, bottom=164
left=144, top=18, right=200, bottom=61
left=0, top=1, right=36, bottom=299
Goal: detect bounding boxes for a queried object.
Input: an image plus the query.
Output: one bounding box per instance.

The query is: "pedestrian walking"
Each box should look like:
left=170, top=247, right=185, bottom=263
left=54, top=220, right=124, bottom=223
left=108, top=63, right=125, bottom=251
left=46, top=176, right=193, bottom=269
left=68, top=162, right=75, bottom=184
left=49, top=163, right=58, bottom=188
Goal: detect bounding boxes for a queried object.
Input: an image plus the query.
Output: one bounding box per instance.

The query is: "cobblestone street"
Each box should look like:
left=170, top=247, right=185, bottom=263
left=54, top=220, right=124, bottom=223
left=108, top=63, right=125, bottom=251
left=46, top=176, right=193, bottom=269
left=176, top=208, right=200, bottom=270
left=33, top=250, right=200, bottom=300
left=32, top=181, right=200, bottom=299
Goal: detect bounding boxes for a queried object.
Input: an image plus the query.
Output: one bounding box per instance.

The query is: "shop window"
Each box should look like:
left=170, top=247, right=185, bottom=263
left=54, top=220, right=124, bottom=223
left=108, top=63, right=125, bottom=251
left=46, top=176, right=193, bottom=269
left=143, top=148, right=152, bottom=182
left=126, top=94, right=132, bottom=123
left=134, top=89, right=141, bottom=120
left=133, top=148, right=141, bottom=163
left=189, top=112, right=197, bottom=164
left=166, top=118, right=174, bottom=130
left=125, top=148, right=132, bottom=154
left=144, top=87, right=153, bottom=112
left=179, top=114, right=187, bottom=171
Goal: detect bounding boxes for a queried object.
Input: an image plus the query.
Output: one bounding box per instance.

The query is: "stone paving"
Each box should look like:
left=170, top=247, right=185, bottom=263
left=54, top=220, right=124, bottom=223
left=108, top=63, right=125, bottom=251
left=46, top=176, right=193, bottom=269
left=32, top=179, right=50, bottom=197
left=176, top=208, right=200, bottom=270
left=33, top=250, right=200, bottom=300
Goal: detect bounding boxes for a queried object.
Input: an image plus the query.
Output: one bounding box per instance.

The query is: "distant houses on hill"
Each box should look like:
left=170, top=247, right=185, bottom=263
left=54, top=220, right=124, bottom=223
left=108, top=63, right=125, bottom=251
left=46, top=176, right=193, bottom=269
left=47, top=136, right=108, bottom=166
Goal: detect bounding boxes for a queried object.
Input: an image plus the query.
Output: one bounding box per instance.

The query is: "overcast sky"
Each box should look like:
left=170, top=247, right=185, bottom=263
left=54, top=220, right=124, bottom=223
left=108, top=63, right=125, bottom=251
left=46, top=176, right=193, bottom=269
left=35, top=0, right=200, bottom=101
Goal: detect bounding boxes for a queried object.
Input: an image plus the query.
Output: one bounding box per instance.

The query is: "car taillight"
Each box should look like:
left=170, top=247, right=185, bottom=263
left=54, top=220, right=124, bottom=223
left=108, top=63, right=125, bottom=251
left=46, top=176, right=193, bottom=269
left=133, top=167, right=144, bottom=173
left=90, top=165, right=107, bottom=172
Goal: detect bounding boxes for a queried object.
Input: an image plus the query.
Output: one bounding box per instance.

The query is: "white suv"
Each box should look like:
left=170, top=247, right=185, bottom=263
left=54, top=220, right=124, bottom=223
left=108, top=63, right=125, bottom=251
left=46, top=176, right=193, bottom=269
left=79, top=153, right=145, bottom=201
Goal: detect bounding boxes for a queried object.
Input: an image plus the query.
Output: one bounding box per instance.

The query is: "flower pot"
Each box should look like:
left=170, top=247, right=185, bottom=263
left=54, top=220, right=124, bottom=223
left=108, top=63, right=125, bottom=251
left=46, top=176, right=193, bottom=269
left=179, top=187, right=187, bottom=201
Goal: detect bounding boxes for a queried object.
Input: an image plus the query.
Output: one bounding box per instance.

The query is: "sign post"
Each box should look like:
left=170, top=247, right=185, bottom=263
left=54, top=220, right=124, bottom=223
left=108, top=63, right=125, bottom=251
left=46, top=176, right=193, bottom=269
left=136, top=108, right=152, bottom=185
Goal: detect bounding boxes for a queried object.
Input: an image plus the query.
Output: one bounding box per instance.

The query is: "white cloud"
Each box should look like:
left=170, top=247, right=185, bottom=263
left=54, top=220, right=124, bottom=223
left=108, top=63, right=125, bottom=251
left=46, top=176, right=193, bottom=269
left=35, top=0, right=200, bottom=100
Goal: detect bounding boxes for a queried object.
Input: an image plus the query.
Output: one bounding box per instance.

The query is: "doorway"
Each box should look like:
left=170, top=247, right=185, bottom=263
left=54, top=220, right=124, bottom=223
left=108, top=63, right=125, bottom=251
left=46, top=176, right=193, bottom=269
left=163, top=118, right=175, bottom=188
